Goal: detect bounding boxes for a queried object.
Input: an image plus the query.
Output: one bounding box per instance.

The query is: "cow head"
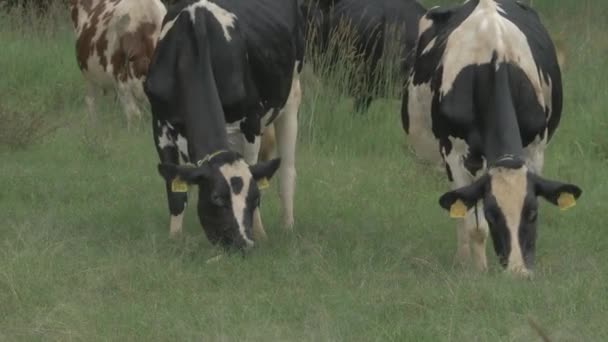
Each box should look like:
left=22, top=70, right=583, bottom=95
left=438, top=158, right=582, bottom=276
left=158, top=151, right=281, bottom=251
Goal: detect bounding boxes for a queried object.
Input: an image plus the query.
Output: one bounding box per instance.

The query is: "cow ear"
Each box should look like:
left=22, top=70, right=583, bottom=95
left=158, top=163, right=212, bottom=184
left=531, top=174, right=582, bottom=211
left=249, top=158, right=281, bottom=189
left=438, top=175, right=489, bottom=218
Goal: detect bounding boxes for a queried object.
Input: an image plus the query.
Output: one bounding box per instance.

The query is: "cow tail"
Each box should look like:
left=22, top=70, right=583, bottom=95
left=295, top=0, right=305, bottom=73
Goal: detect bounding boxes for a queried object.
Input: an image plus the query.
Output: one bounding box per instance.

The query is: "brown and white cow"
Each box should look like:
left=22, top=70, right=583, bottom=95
left=70, top=0, right=166, bottom=130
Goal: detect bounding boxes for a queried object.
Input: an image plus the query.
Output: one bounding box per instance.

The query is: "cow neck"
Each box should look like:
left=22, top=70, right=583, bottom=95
left=182, top=110, right=231, bottom=165
left=481, top=63, right=524, bottom=166
left=177, top=51, right=231, bottom=165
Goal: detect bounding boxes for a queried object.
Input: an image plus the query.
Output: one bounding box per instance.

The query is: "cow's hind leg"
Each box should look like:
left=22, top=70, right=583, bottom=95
left=85, top=81, right=100, bottom=125
left=274, top=74, right=301, bottom=230
left=154, top=121, right=188, bottom=238
left=117, top=82, right=143, bottom=131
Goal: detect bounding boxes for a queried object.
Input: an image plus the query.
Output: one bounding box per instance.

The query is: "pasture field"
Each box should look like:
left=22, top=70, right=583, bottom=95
left=1, top=0, right=607, bottom=340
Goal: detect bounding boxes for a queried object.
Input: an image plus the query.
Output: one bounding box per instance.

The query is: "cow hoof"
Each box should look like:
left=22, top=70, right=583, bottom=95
left=454, top=249, right=471, bottom=266
left=281, top=219, right=294, bottom=231
left=252, top=227, right=268, bottom=242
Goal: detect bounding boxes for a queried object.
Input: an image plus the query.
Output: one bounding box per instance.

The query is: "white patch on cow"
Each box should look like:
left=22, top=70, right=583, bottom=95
left=440, top=0, right=546, bottom=111
left=406, top=81, right=443, bottom=164
left=159, top=17, right=178, bottom=40
left=176, top=134, right=189, bottom=164
left=524, top=133, right=547, bottom=175
left=157, top=125, right=174, bottom=149
left=187, top=0, right=237, bottom=42
left=225, top=120, right=245, bottom=155
left=219, top=160, right=254, bottom=247
left=488, top=165, right=530, bottom=276
left=418, top=12, right=435, bottom=38
left=421, top=37, right=437, bottom=55
left=540, top=72, right=553, bottom=117
left=170, top=212, right=184, bottom=237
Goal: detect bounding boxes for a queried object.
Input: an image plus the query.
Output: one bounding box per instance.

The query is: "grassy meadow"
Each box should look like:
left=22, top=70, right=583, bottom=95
left=1, top=0, right=607, bottom=340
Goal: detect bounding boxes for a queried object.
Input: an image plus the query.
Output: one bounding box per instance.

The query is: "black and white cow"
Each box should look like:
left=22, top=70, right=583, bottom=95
left=144, top=0, right=304, bottom=249
left=402, top=0, right=582, bottom=276
left=302, top=0, right=426, bottom=112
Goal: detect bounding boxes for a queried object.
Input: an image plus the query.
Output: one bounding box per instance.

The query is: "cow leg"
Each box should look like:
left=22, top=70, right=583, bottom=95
left=243, top=135, right=268, bottom=242
left=444, top=149, right=488, bottom=271
left=274, top=76, right=301, bottom=230
left=85, top=81, right=99, bottom=124
left=117, top=82, right=143, bottom=131
left=153, top=121, right=188, bottom=238
left=468, top=203, right=489, bottom=272
left=443, top=152, right=471, bottom=266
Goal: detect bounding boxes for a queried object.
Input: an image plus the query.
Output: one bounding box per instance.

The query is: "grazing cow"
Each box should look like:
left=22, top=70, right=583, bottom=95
left=402, top=0, right=582, bottom=276
left=144, top=0, right=304, bottom=249
left=70, top=0, right=166, bottom=129
left=302, top=0, right=426, bottom=112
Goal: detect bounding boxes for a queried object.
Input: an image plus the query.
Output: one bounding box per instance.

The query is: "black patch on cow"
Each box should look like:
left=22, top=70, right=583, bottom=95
left=463, top=152, right=483, bottom=176
left=484, top=192, right=511, bottom=268
left=518, top=189, right=538, bottom=269
left=445, top=162, right=453, bottom=182
left=230, top=176, right=244, bottom=195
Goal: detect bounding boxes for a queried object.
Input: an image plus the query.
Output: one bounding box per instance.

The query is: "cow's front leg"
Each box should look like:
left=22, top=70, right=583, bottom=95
left=154, top=121, right=188, bottom=238
left=242, top=135, right=268, bottom=242
left=467, top=204, right=489, bottom=272
left=455, top=219, right=471, bottom=266
left=445, top=163, right=489, bottom=271
left=274, top=75, right=301, bottom=230
left=166, top=183, right=188, bottom=238
left=443, top=147, right=488, bottom=271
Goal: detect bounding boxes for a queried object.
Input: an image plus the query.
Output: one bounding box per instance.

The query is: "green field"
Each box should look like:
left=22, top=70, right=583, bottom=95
left=1, top=0, right=607, bottom=340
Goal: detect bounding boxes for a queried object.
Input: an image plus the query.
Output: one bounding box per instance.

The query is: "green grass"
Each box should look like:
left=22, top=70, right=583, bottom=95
left=1, top=0, right=607, bottom=340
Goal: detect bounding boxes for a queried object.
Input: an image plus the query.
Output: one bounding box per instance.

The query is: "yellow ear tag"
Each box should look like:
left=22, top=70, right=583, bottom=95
left=171, top=177, right=188, bottom=193
left=557, top=192, right=576, bottom=211
left=257, top=177, right=269, bottom=190
left=449, top=200, right=468, bottom=218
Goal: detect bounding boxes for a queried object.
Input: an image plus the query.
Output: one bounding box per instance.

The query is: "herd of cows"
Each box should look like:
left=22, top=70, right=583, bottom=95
left=69, top=0, right=582, bottom=277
